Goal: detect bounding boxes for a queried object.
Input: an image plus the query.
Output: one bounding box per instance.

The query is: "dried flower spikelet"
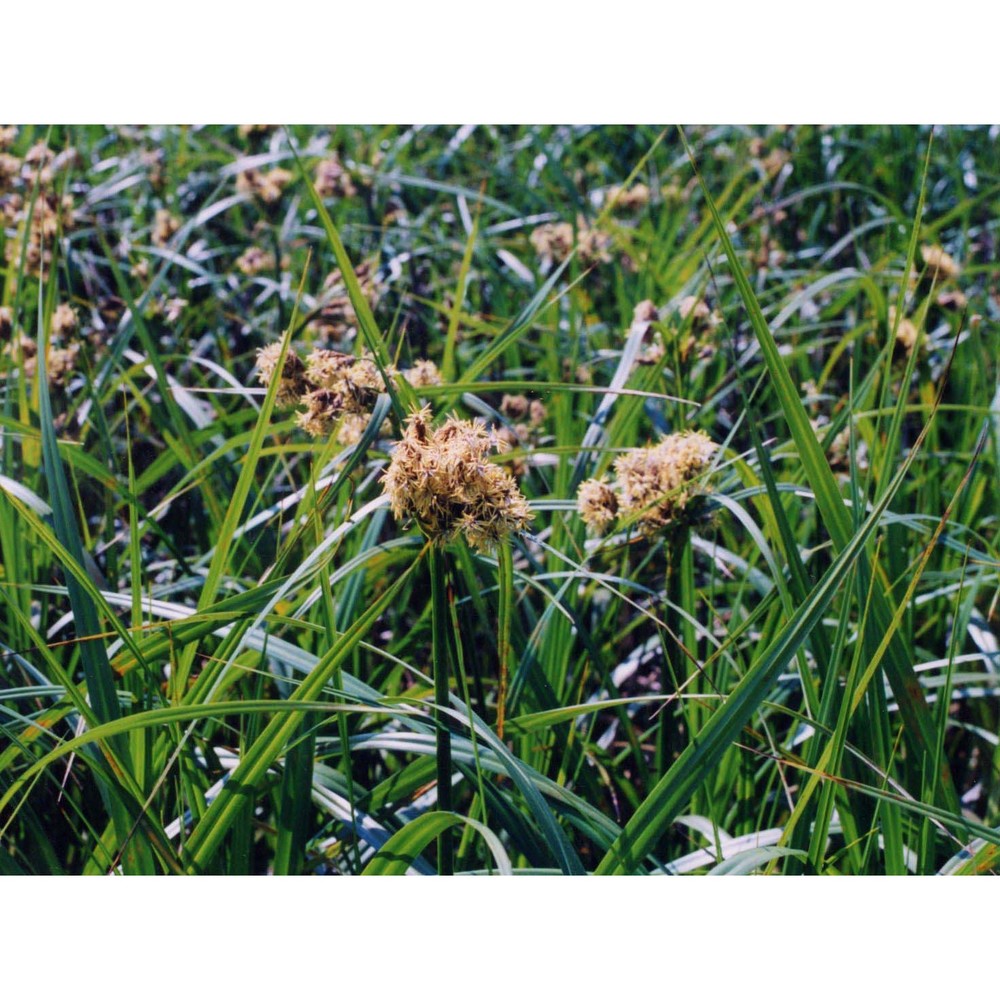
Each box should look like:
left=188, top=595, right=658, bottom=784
left=614, top=430, right=717, bottom=534
left=346, top=356, right=387, bottom=397
left=311, top=259, right=383, bottom=344
left=336, top=411, right=371, bottom=446
left=633, top=300, right=659, bottom=326
left=920, top=244, right=960, bottom=281
left=237, top=167, right=293, bottom=205
left=402, top=358, right=442, bottom=388
left=296, top=388, right=345, bottom=437
left=577, top=478, right=618, bottom=534
left=500, top=394, right=529, bottom=421
left=529, top=221, right=575, bottom=265
left=937, top=289, right=968, bottom=311
left=140, top=149, right=165, bottom=188
left=152, top=208, right=181, bottom=247
left=575, top=215, right=613, bottom=267
left=51, top=302, right=78, bottom=338
left=528, top=399, right=547, bottom=426
left=309, top=298, right=358, bottom=343
left=529, top=214, right=613, bottom=268
left=237, top=124, right=275, bottom=139
left=305, top=347, right=356, bottom=387
left=314, top=154, right=357, bottom=199
left=0, top=152, right=20, bottom=192
left=306, top=349, right=387, bottom=412
left=256, top=342, right=312, bottom=406
left=888, top=306, right=919, bottom=354
left=605, top=183, right=650, bottom=212
left=759, top=148, right=790, bottom=178
left=325, top=258, right=382, bottom=304
left=47, top=343, right=80, bottom=385
left=0, top=125, right=18, bottom=150
left=678, top=295, right=721, bottom=332
left=631, top=299, right=665, bottom=365
left=4, top=188, right=76, bottom=276
left=0, top=305, right=13, bottom=337
left=236, top=245, right=276, bottom=276
left=382, top=406, right=533, bottom=551
left=23, top=141, right=54, bottom=183
left=495, top=425, right=526, bottom=476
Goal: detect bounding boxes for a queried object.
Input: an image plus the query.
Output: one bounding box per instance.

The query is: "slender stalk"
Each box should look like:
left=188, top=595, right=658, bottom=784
left=496, top=541, right=514, bottom=739
left=428, top=544, right=454, bottom=875
left=657, top=526, right=690, bottom=778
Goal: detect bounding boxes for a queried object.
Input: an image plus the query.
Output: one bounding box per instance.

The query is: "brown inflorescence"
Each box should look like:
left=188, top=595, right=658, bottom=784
left=920, top=244, right=960, bottom=282
left=888, top=306, right=919, bottom=355
left=605, top=183, right=650, bottom=212
left=529, top=215, right=611, bottom=268
left=576, top=477, right=619, bottom=533
left=51, top=302, right=78, bottom=338
left=382, top=406, right=533, bottom=551
left=577, top=430, right=717, bottom=536
left=236, top=246, right=276, bottom=276
left=309, top=258, right=383, bottom=346
left=306, top=348, right=388, bottom=415
left=255, top=337, right=443, bottom=442
left=152, top=208, right=181, bottom=247
left=314, top=153, right=357, bottom=199
left=255, top=343, right=313, bottom=407
left=237, top=167, right=294, bottom=205
left=401, top=359, right=442, bottom=388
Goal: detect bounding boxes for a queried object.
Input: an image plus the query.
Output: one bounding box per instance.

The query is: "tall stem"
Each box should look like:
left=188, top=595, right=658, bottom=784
left=428, top=544, right=454, bottom=875
left=657, top=526, right=689, bottom=778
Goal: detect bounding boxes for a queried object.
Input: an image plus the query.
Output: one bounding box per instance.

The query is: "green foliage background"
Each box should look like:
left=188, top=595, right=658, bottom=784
left=0, top=124, right=997, bottom=874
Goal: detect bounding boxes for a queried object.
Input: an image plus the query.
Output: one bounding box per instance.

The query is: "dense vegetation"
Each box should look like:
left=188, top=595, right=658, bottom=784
left=0, top=124, right=997, bottom=875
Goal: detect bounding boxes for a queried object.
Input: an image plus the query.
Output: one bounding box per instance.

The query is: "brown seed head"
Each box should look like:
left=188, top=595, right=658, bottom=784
left=152, top=208, right=181, bottom=247
left=314, top=154, right=357, bottom=199
left=382, top=406, right=533, bottom=551
left=402, top=359, right=443, bottom=388
left=256, top=342, right=312, bottom=406
left=576, top=478, right=619, bottom=534
left=920, top=244, right=960, bottom=281
left=236, top=245, right=276, bottom=276
left=51, top=302, right=78, bottom=338
left=611, top=430, right=717, bottom=534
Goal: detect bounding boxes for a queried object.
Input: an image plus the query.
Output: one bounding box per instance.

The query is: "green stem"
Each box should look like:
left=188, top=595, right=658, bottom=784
left=428, top=544, right=454, bottom=875
left=657, top=526, right=690, bottom=779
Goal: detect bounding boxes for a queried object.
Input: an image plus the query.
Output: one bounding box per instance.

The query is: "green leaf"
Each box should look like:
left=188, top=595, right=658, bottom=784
left=361, top=811, right=511, bottom=876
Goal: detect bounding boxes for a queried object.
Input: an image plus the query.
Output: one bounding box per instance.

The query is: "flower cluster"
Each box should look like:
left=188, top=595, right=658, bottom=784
left=920, top=244, right=960, bottom=282
left=530, top=216, right=611, bottom=268
left=1, top=301, right=81, bottom=386
left=152, top=208, right=181, bottom=247
left=237, top=166, right=293, bottom=205
left=236, top=246, right=276, bottom=276
left=314, top=153, right=357, bottom=199
left=496, top=394, right=548, bottom=476
left=1, top=139, right=77, bottom=277
left=577, top=431, right=717, bottom=536
left=604, top=183, right=650, bottom=212
left=308, top=258, right=384, bottom=346
left=888, top=306, right=919, bottom=355
left=382, top=406, right=533, bottom=551
left=254, top=341, right=440, bottom=442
